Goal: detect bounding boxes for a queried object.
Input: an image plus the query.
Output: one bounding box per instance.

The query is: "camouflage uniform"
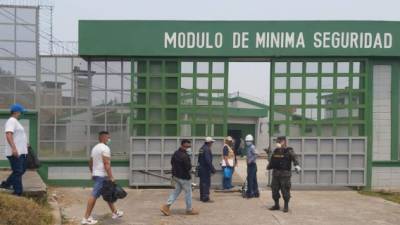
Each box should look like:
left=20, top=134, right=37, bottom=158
left=267, top=147, right=299, bottom=210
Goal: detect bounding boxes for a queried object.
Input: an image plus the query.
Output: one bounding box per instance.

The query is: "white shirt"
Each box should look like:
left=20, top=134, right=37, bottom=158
left=91, top=143, right=111, bottom=177
left=4, top=117, right=28, bottom=156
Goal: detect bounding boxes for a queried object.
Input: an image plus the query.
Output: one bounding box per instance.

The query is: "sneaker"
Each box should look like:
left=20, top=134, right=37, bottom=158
left=112, top=209, right=124, bottom=219
left=186, top=208, right=199, bottom=215
left=160, top=204, right=171, bottom=216
left=81, top=217, right=98, bottom=225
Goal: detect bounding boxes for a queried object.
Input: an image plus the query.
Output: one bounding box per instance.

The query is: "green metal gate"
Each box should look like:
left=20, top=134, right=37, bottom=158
left=130, top=59, right=229, bottom=137
left=129, top=59, right=229, bottom=186
left=270, top=59, right=368, bottom=186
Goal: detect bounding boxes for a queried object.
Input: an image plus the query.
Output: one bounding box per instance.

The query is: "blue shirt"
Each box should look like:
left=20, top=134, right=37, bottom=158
left=246, top=144, right=257, bottom=164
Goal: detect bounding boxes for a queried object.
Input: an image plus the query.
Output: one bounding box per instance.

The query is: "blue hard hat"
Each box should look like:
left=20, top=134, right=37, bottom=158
left=10, top=103, right=27, bottom=113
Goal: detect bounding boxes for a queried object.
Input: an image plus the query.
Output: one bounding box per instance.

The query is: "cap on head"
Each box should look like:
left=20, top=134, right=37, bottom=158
left=276, top=136, right=286, bottom=142
left=225, top=136, right=233, bottom=142
left=205, top=137, right=215, bottom=143
left=10, top=103, right=27, bottom=114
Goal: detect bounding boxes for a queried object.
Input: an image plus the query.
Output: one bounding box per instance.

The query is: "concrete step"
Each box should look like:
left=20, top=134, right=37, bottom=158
left=0, top=169, right=47, bottom=199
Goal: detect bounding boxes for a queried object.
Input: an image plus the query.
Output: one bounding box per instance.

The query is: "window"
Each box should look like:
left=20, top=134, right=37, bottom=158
left=197, top=62, right=209, bottom=74
left=212, top=62, right=224, bottom=74
left=272, top=61, right=366, bottom=137
left=181, top=62, right=193, bottom=73
left=275, top=62, right=287, bottom=74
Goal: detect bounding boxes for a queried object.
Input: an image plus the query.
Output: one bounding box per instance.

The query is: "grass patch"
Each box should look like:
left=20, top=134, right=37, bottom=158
left=0, top=192, right=53, bottom=225
left=359, top=190, right=400, bottom=204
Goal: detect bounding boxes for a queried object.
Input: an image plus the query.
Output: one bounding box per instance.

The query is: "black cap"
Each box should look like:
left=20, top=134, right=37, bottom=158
left=276, top=136, right=286, bottom=142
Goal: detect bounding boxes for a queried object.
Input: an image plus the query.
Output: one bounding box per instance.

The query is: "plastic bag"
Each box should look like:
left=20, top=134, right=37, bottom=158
left=101, top=180, right=127, bottom=203
left=223, top=167, right=232, bottom=178
left=102, top=180, right=117, bottom=203
left=26, top=146, right=40, bottom=169
left=114, top=184, right=127, bottom=199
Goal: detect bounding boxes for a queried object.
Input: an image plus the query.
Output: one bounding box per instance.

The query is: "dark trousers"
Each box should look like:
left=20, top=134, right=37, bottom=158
left=4, top=155, right=27, bottom=196
left=199, top=168, right=211, bottom=201
left=271, top=175, right=291, bottom=202
left=246, top=162, right=259, bottom=197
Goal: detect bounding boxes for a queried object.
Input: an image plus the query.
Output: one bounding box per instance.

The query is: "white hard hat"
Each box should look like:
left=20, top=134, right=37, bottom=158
left=245, top=134, right=254, bottom=142
left=205, top=137, right=215, bottom=143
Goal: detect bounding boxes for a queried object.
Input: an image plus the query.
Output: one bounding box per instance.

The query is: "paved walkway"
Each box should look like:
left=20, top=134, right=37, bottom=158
left=54, top=187, right=400, bottom=225
left=55, top=158, right=399, bottom=225
left=0, top=169, right=46, bottom=196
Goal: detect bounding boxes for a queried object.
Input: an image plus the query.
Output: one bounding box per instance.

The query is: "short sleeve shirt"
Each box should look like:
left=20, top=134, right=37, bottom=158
left=4, top=117, right=28, bottom=156
left=223, top=146, right=229, bottom=156
left=91, top=143, right=111, bottom=177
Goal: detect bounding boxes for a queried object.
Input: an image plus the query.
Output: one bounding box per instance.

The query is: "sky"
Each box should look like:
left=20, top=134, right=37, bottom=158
left=52, top=0, right=400, bottom=41
left=49, top=0, right=400, bottom=103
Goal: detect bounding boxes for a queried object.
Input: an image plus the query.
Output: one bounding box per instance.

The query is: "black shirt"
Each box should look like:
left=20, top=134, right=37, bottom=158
left=171, top=148, right=192, bottom=180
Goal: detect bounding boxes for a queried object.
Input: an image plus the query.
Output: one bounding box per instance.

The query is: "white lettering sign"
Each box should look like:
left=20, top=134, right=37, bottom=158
left=164, top=31, right=393, bottom=50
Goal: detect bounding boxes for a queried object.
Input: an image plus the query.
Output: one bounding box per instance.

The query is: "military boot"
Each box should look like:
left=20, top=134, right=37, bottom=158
left=283, top=200, right=289, bottom=213
left=269, top=200, right=280, bottom=210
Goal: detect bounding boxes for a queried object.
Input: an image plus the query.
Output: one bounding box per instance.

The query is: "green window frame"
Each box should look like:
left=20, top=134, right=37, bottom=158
left=270, top=59, right=367, bottom=137
left=130, top=59, right=228, bottom=137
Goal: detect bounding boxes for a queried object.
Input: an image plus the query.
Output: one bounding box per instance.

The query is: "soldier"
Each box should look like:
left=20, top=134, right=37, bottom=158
left=267, top=136, right=301, bottom=213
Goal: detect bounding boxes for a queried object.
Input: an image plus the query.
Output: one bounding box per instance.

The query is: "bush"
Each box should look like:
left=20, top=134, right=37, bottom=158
left=0, top=193, right=53, bottom=225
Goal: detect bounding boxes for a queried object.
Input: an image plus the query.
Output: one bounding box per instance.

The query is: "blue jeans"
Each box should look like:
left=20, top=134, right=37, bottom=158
left=246, top=162, right=259, bottom=197
left=167, top=177, right=192, bottom=211
left=4, top=155, right=27, bottom=196
left=222, top=167, right=233, bottom=189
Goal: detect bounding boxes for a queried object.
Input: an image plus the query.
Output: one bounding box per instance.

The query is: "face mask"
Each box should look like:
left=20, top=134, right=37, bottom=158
left=106, top=138, right=112, bottom=145
left=276, top=143, right=282, bottom=148
left=186, top=148, right=192, bottom=156
left=246, top=141, right=252, bottom=146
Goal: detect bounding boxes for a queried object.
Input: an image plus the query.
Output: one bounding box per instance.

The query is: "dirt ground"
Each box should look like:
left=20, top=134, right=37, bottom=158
left=53, top=159, right=400, bottom=225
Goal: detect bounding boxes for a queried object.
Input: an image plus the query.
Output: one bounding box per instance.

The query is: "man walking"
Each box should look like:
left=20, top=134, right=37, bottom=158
left=198, top=137, right=216, bottom=202
left=267, top=136, right=301, bottom=213
left=81, top=131, right=123, bottom=225
left=0, top=104, right=28, bottom=196
left=161, top=139, right=199, bottom=216
left=245, top=134, right=259, bottom=198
